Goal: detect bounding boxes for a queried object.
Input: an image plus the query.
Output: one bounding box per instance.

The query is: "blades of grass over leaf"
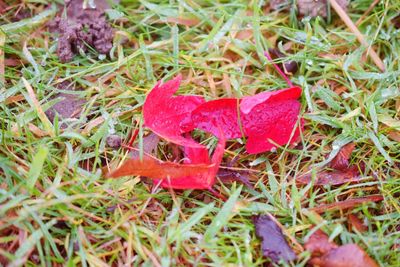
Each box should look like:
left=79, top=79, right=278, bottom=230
left=26, top=146, right=48, bottom=192
left=204, top=186, right=242, bottom=242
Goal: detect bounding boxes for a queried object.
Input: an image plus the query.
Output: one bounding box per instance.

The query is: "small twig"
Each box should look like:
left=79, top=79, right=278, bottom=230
left=329, top=0, right=385, bottom=72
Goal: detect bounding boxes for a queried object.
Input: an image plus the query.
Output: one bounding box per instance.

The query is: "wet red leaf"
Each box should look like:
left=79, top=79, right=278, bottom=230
left=191, top=98, right=242, bottom=139
left=191, top=86, right=303, bottom=153
left=241, top=87, right=302, bottom=153
left=158, top=136, right=225, bottom=189
left=253, top=215, right=296, bottom=263
left=143, top=75, right=205, bottom=148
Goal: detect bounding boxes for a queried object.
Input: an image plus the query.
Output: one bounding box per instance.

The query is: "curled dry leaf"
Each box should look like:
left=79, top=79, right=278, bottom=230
left=297, top=165, right=362, bottom=185
left=310, top=195, right=384, bottom=213
left=330, top=142, right=355, bottom=170
left=268, top=48, right=299, bottom=75
left=305, top=229, right=378, bottom=267
left=297, top=143, right=363, bottom=186
left=347, top=214, right=368, bottom=233
left=253, top=215, right=296, bottom=263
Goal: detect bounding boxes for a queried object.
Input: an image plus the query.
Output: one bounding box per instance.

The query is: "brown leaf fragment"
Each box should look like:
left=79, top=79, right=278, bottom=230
left=392, top=14, right=400, bottom=29
left=320, top=244, right=379, bottom=267
left=131, top=133, right=160, bottom=159
left=305, top=229, right=379, bottom=267
left=106, top=135, right=122, bottom=149
left=330, top=143, right=355, bottom=170
left=297, top=165, right=362, bottom=186
left=310, top=195, right=384, bottom=213
left=166, top=17, right=200, bottom=26
left=218, top=168, right=252, bottom=188
left=297, top=0, right=349, bottom=18
left=268, top=48, right=299, bottom=75
left=253, top=215, right=296, bottom=263
left=347, top=214, right=367, bottom=233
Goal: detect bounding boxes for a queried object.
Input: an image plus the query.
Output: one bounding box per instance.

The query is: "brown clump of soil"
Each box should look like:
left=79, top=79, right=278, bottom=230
left=45, top=81, right=85, bottom=127
left=48, top=0, right=114, bottom=62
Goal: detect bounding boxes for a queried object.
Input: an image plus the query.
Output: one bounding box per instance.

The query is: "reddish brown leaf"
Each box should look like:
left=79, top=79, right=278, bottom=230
left=297, top=165, right=362, bottom=186
left=320, top=244, right=379, bottom=267
left=305, top=229, right=378, bottom=267
left=348, top=214, right=368, bottom=233
left=310, top=195, right=384, bottom=213
left=330, top=143, right=356, bottom=170
left=253, top=215, right=296, bottom=263
left=166, top=17, right=200, bottom=26
left=106, top=156, right=212, bottom=181
left=304, top=230, right=338, bottom=257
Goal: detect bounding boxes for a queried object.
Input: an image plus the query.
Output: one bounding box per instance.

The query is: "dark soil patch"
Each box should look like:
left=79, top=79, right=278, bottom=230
left=48, top=0, right=114, bottom=62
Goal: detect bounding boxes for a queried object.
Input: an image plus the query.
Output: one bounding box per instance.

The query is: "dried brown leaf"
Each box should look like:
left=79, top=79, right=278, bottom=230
left=310, top=195, right=384, bottom=213
left=347, top=214, right=367, bottom=233
left=297, top=165, right=362, bottom=186
left=304, top=230, right=338, bottom=257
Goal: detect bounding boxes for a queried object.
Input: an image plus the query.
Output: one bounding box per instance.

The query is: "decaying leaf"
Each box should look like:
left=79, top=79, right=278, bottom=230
left=329, top=142, right=355, bottom=170
left=321, top=244, right=379, bottom=267
left=297, top=165, right=362, bottom=185
left=253, top=215, right=296, bottom=263
left=305, top=229, right=379, bottom=267
left=348, top=214, right=367, bottom=233
left=268, top=48, right=299, bottom=75
left=270, top=0, right=349, bottom=18
left=310, top=195, right=384, bottom=213
left=297, top=0, right=349, bottom=18
left=297, top=143, right=363, bottom=186
left=304, top=230, right=338, bottom=257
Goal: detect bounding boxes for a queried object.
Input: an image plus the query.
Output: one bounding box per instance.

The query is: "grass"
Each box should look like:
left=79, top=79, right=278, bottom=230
left=1, top=0, right=400, bottom=266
